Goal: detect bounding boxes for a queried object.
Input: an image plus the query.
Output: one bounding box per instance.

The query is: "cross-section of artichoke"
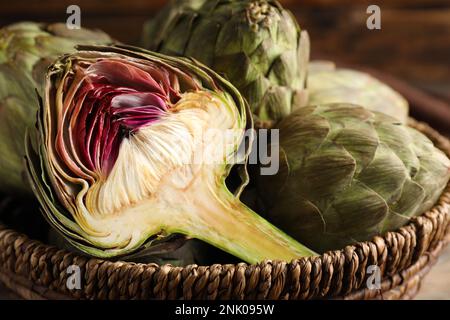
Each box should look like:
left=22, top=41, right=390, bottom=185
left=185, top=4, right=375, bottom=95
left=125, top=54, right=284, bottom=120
left=142, top=0, right=309, bottom=125
left=0, top=22, right=113, bottom=194
left=307, top=61, right=409, bottom=123
left=25, top=45, right=315, bottom=263
left=256, top=104, right=450, bottom=253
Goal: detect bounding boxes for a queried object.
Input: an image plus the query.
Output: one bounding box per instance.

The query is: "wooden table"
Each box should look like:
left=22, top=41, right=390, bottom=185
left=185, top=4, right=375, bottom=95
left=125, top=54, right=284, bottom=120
left=415, top=246, right=450, bottom=299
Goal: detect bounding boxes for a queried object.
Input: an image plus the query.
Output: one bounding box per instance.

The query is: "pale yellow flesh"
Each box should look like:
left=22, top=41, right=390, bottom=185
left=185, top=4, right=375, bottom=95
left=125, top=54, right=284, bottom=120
left=73, top=91, right=237, bottom=245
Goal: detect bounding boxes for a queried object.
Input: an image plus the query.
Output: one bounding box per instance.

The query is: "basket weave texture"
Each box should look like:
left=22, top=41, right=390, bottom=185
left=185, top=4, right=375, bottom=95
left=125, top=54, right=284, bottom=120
left=0, top=118, right=449, bottom=300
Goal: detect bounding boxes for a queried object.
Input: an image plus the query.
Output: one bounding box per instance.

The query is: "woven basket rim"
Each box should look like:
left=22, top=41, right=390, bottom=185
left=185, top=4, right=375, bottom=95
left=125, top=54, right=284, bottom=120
left=0, top=117, right=449, bottom=300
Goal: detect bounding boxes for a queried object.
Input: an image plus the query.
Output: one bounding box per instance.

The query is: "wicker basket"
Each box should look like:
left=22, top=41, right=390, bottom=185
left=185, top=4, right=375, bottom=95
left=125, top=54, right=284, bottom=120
left=0, top=118, right=449, bottom=300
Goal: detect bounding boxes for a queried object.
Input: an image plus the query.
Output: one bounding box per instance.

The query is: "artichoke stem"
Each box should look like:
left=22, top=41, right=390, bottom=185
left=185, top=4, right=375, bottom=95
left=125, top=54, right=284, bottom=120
left=169, top=182, right=316, bottom=264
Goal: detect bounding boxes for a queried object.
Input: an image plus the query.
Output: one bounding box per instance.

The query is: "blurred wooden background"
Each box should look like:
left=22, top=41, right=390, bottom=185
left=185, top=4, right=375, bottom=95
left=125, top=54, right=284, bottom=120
left=0, top=0, right=449, bottom=299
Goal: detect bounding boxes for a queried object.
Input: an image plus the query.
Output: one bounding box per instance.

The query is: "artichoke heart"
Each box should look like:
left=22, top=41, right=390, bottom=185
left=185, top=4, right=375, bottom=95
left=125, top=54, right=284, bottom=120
left=142, top=0, right=310, bottom=124
left=256, top=104, right=450, bottom=253
left=25, top=45, right=315, bottom=263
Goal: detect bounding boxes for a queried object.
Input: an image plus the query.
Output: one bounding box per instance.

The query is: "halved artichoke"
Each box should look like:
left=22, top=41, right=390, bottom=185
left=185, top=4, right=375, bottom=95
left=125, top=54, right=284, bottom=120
left=25, top=45, right=315, bottom=263
left=256, top=104, right=450, bottom=253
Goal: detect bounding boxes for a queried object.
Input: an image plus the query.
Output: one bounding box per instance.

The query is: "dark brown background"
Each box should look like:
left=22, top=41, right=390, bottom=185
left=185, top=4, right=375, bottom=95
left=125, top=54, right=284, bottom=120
left=0, top=0, right=449, bottom=299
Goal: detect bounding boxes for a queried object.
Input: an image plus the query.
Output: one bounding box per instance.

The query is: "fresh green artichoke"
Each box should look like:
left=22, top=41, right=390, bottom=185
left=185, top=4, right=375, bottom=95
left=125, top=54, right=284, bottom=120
left=308, top=61, right=409, bottom=123
left=142, top=0, right=310, bottom=125
left=25, top=45, right=315, bottom=263
left=0, top=22, right=113, bottom=194
left=256, top=104, right=450, bottom=253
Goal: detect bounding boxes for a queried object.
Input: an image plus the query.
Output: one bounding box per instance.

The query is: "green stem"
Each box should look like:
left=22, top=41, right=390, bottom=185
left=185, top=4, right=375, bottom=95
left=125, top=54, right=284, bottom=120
left=170, top=183, right=316, bottom=264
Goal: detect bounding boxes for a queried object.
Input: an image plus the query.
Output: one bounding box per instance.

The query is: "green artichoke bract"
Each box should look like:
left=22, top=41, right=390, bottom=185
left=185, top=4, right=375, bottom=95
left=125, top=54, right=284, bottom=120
left=25, top=45, right=315, bottom=263
left=142, top=0, right=309, bottom=125
left=308, top=61, right=409, bottom=123
left=0, top=22, right=113, bottom=194
left=256, top=104, right=450, bottom=253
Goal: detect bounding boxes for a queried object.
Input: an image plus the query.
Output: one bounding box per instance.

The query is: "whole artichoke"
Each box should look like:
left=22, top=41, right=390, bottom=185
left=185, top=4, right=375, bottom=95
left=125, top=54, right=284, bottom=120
left=256, top=104, right=450, bottom=253
left=308, top=61, right=409, bottom=123
left=25, top=45, right=315, bottom=263
left=142, top=0, right=310, bottom=125
left=0, top=22, right=113, bottom=194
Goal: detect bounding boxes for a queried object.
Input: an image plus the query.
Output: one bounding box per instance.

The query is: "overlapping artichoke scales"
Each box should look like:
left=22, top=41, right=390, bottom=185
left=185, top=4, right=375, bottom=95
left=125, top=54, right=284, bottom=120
left=142, top=0, right=309, bottom=123
left=257, top=104, right=450, bottom=253
left=41, top=51, right=244, bottom=251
